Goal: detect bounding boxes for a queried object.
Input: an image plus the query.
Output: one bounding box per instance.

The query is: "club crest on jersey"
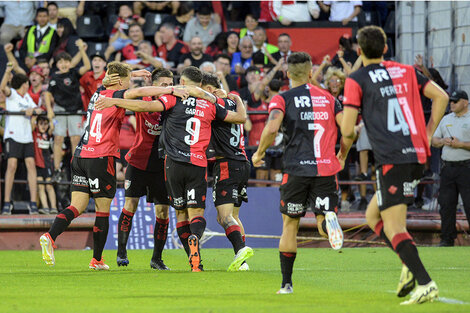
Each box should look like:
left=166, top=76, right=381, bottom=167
left=368, top=69, right=390, bottom=83
left=124, top=179, right=131, bottom=190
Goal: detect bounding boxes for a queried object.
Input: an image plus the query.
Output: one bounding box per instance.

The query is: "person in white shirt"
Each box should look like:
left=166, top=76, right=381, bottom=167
left=1, top=64, right=43, bottom=215
left=320, top=1, right=362, bottom=25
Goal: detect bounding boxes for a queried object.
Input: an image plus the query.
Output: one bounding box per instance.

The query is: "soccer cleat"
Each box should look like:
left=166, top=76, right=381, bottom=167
left=89, top=258, right=110, bottom=270
left=400, top=281, right=439, bottom=305
left=39, top=233, right=56, bottom=266
left=227, top=246, right=254, bottom=272
left=150, top=259, right=170, bottom=270
left=397, top=265, right=416, bottom=297
left=239, top=262, right=250, bottom=271
left=277, top=283, right=293, bottom=294
left=188, top=235, right=201, bottom=272
left=116, top=256, right=129, bottom=267
left=325, top=212, right=343, bottom=250
left=1, top=202, right=12, bottom=215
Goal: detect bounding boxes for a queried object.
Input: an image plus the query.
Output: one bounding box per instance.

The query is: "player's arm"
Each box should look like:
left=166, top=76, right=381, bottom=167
left=179, top=85, right=219, bottom=103
left=423, top=81, right=449, bottom=144
left=95, top=97, right=165, bottom=112
left=224, top=93, right=247, bottom=124
left=340, top=106, right=359, bottom=140
left=335, top=112, right=355, bottom=169
left=252, top=109, right=284, bottom=167
left=0, top=62, right=13, bottom=97
left=124, top=86, right=188, bottom=99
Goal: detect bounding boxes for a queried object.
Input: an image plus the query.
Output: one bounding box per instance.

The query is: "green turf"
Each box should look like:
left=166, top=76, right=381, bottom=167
left=1, top=247, right=469, bottom=312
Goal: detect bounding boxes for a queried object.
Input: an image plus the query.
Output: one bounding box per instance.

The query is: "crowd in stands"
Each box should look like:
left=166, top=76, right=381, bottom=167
left=2, top=1, right=447, bottom=216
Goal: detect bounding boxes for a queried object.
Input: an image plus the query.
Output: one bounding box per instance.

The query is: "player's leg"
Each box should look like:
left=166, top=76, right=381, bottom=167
left=116, top=196, right=139, bottom=265
left=150, top=204, right=171, bottom=270
left=217, top=203, right=243, bottom=253
left=278, top=215, right=300, bottom=294
left=175, top=209, right=191, bottom=257
left=232, top=206, right=245, bottom=240
left=90, top=197, right=113, bottom=270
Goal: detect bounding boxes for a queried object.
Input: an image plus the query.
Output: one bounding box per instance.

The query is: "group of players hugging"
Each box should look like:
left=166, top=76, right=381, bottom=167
left=40, top=26, right=449, bottom=304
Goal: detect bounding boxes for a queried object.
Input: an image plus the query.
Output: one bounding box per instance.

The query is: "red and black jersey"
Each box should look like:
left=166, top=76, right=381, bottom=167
left=239, top=86, right=269, bottom=146
left=119, top=115, right=136, bottom=150
left=211, top=98, right=247, bottom=161
left=33, top=129, right=52, bottom=168
left=159, top=95, right=228, bottom=167
left=343, top=61, right=431, bottom=166
left=126, top=96, right=164, bottom=171
left=75, top=87, right=127, bottom=158
left=269, top=83, right=342, bottom=177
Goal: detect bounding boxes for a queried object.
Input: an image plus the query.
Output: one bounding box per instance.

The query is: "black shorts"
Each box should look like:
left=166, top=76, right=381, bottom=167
left=124, top=162, right=169, bottom=205
left=118, top=149, right=129, bottom=167
left=265, top=154, right=283, bottom=170
left=213, top=158, right=250, bottom=207
left=5, top=139, right=34, bottom=159
left=164, top=157, right=207, bottom=210
left=37, top=166, right=53, bottom=179
left=376, top=163, right=424, bottom=211
left=71, top=156, right=117, bottom=198
left=279, top=174, right=338, bottom=218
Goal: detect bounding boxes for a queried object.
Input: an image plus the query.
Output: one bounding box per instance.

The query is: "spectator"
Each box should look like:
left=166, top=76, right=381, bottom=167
left=157, top=23, right=189, bottom=70
left=231, top=36, right=254, bottom=75
left=79, top=51, right=107, bottom=109
left=204, top=32, right=227, bottom=57
left=319, top=1, right=362, bottom=25
left=177, top=36, right=213, bottom=73
left=261, top=0, right=320, bottom=25
left=104, top=4, right=146, bottom=61
left=19, top=7, right=59, bottom=67
left=199, top=61, right=216, bottom=74
left=44, top=42, right=90, bottom=178
left=28, top=65, right=47, bottom=109
left=0, top=1, right=37, bottom=45
left=240, top=14, right=258, bottom=39
left=55, top=1, right=85, bottom=28
left=183, top=5, right=222, bottom=48
left=156, top=2, right=194, bottom=44
left=225, top=31, right=240, bottom=57
left=32, top=115, right=57, bottom=214
left=133, top=1, right=178, bottom=16
left=252, top=26, right=279, bottom=65
left=131, top=40, right=166, bottom=72
left=331, top=35, right=358, bottom=71
left=1, top=65, right=42, bottom=215
left=52, top=18, right=79, bottom=61
left=214, top=54, right=238, bottom=92
left=119, top=23, right=156, bottom=63
left=36, top=58, right=52, bottom=86
left=47, top=2, right=59, bottom=29
left=432, top=90, right=470, bottom=247
left=272, top=33, right=293, bottom=62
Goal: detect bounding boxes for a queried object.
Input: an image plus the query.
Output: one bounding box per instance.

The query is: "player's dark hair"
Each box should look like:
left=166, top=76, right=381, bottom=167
left=181, top=66, right=202, bottom=84
left=47, top=2, right=58, bottom=9
left=55, top=51, right=72, bottom=62
left=152, top=68, right=173, bottom=82
left=214, top=53, right=231, bottom=63
left=287, top=52, right=312, bottom=80
left=107, top=61, right=132, bottom=78
left=197, top=5, right=212, bottom=16
left=11, top=74, right=29, bottom=89
left=357, top=25, right=387, bottom=59
left=201, top=72, right=220, bottom=88
left=269, top=79, right=282, bottom=92
left=36, top=7, right=48, bottom=16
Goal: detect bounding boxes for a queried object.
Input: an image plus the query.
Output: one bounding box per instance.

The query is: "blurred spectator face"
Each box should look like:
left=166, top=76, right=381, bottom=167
left=327, top=75, right=343, bottom=95
left=253, top=29, right=266, bottom=47
left=38, top=62, right=50, bottom=78
left=201, top=63, right=216, bottom=73
left=278, top=35, right=292, bottom=53
left=215, top=57, right=231, bottom=75
left=160, top=26, right=176, bottom=44
left=245, top=15, right=258, bottom=31
left=239, top=38, right=254, bottom=59
left=246, top=70, right=260, bottom=84
left=56, top=24, right=64, bottom=37
left=450, top=99, right=468, bottom=114
left=92, top=56, right=107, bottom=74
left=227, top=33, right=239, bottom=51
left=119, top=4, right=133, bottom=18
left=29, top=72, right=44, bottom=88
left=36, top=11, right=49, bottom=27
left=154, top=77, right=173, bottom=87
left=129, top=25, right=144, bottom=43
left=48, top=4, right=58, bottom=21
left=57, top=58, right=71, bottom=73
left=37, top=118, right=50, bottom=133
left=197, top=13, right=211, bottom=27
left=189, top=37, right=203, bottom=56
left=138, top=41, right=153, bottom=56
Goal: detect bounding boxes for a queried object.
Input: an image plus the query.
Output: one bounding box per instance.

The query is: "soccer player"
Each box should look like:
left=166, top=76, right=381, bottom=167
left=252, top=52, right=354, bottom=294
left=39, top=62, right=189, bottom=270
left=201, top=72, right=254, bottom=271
left=95, top=66, right=247, bottom=271
left=341, top=26, right=449, bottom=304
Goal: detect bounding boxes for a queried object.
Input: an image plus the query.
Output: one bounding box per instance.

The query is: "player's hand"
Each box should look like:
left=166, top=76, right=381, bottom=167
left=336, top=151, right=346, bottom=170
left=213, top=89, right=227, bottom=98
left=103, top=73, right=120, bottom=87
left=172, top=87, right=189, bottom=100
left=252, top=150, right=266, bottom=167
left=132, top=69, right=152, bottom=78
left=4, top=43, right=14, bottom=53
left=95, top=96, right=114, bottom=110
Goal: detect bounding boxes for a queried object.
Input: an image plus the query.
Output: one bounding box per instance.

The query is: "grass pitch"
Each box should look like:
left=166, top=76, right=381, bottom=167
left=1, top=247, right=469, bottom=312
